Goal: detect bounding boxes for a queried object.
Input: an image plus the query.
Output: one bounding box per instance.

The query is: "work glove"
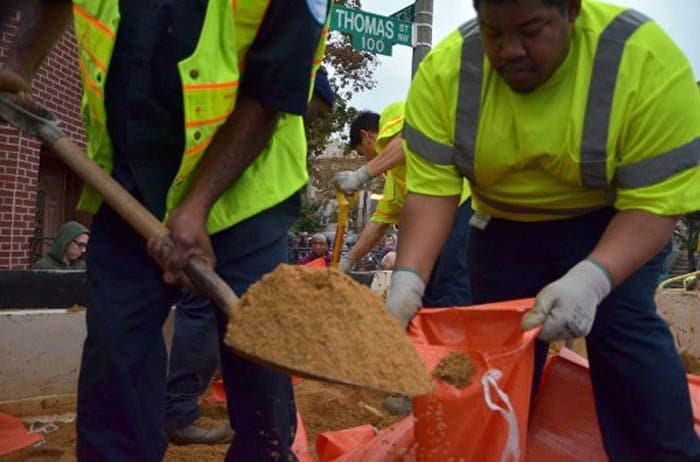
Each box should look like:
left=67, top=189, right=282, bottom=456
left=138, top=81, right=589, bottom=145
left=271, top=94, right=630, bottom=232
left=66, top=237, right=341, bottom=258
left=385, top=268, right=426, bottom=329
left=338, top=255, right=356, bottom=273
left=521, top=259, right=612, bottom=341
left=334, top=165, right=371, bottom=194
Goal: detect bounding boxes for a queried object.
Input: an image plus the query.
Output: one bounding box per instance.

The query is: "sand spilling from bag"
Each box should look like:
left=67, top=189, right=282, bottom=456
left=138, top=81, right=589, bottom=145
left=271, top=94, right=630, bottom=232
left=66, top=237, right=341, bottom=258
left=224, top=264, right=432, bottom=397
left=432, top=352, right=476, bottom=388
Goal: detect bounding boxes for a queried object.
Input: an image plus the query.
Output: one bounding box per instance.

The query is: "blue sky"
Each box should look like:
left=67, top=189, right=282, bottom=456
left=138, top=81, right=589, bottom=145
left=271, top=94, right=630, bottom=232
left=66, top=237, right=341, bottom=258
left=349, top=0, right=700, bottom=112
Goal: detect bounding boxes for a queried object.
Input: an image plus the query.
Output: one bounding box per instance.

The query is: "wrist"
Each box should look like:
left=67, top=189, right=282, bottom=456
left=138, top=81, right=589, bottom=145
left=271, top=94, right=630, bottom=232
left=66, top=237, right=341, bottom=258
left=356, top=165, right=371, bottom=183
left=584, top=257, right=612, bottom=286
left=391, top=267, right=426, bottom=297
left=571, top=259, right=612, bottom=302
left=174, top=198, right=209, bottom=224
left=393, top=267, right=425, bottom=283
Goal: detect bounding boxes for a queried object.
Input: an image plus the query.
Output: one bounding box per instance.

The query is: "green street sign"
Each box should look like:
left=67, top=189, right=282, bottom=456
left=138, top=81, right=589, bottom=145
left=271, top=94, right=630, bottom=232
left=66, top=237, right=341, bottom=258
left=389, top=3, right=415, bottom=23
left=330, top=4, right=414, bottom=56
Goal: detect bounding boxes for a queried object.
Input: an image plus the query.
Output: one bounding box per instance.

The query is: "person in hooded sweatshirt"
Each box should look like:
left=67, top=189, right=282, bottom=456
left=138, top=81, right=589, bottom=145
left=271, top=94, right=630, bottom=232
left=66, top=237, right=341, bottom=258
left=33, top=221, right=89, bottom=270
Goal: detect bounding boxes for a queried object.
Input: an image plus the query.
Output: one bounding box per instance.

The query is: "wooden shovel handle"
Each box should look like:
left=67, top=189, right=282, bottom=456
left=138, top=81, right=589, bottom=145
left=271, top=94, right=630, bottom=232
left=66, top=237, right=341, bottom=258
left=0, top=93, right=236, bottom=315
left=49, top=137, right=237, bottom=315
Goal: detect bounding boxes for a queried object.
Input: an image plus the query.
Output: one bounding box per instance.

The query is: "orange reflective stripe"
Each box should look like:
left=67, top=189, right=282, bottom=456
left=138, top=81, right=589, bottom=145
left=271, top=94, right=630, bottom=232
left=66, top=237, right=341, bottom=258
left=182, top=81, right=239, bottom=91
left=185, top=115, right=229, bottom=128
left=78, top=58, right=103, bottom=98
left=73, top=4, right=115, bottom=40
left=379, top=115, right=404, bottom=137
left=185, top=136, right=214, bottom=157
left=89, top=106, right=103, bottom=125
left=81, top=44, right=107, bottom=73
left=391, top=171, right=406, bottom=183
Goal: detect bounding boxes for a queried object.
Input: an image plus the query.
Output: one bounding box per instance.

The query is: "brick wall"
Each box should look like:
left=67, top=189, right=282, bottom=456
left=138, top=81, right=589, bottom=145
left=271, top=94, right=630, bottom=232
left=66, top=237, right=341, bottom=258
left=0, top=12, right=85, bottom=269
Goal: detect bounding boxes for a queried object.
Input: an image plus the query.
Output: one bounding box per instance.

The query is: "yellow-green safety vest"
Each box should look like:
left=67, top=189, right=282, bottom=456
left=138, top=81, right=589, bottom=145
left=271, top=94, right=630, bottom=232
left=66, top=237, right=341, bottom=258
left=371, top=101, right=407, bottom=225
left=372, top=102, right=471, bottom=225
left=72, top=0, right=328, bottom=233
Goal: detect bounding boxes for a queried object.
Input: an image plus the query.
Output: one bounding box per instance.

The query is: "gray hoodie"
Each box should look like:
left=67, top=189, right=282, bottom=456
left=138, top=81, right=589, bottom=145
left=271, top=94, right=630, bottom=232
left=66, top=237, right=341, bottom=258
left=32, top=221, right=89, bottom=270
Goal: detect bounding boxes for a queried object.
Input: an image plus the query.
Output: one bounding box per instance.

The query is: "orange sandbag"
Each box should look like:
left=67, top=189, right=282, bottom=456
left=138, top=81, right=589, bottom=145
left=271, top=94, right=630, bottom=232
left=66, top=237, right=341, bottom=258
left=316, top=424, right=377, bottom=461
left=690, top=374, right=700, bottom=434
left=304, top=257, right=327, bottom=268
left=409, top=299, right=538, bottom=462
left=526, top=349, right=606, bottom=461
left=294, top=412, right=314, bottom=462
left=205, top=378, right=227, bottom=403
left=527, top=349, right=700, bottom=461
left=324, top=417, right=416, bottom=462
left=0, top=412, right=43, bottom=457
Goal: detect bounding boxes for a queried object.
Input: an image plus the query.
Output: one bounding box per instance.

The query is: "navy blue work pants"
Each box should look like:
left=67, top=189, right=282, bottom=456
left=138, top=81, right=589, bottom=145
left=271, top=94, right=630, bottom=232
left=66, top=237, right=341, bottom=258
left=78, top=195, right=300, bottom=462
left=164, top=290, right=220, bottom=432
left=468, top=208, right=700, bottom=461
left=422, top=199, right=474, bottom=307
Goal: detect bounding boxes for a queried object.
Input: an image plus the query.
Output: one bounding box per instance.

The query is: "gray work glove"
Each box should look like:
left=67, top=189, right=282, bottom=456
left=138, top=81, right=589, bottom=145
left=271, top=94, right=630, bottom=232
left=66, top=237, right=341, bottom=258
left=521, top=259, right=612, bottom=341
left=334, top=165, right=371, bottom=194
left=338, top=255, right=356, bottom=273
left=385, top=269, right=426, bottom=329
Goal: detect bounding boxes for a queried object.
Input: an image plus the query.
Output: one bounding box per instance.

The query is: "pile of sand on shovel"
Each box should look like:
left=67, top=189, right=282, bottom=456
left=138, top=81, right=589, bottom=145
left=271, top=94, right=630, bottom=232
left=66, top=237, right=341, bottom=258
left=224, top=264, right=433, bottom=397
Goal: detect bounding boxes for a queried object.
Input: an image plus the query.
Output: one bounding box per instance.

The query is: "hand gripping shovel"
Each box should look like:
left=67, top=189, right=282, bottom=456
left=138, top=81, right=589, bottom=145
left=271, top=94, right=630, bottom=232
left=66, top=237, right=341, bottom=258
left=0, top=94, right=433, bottom=397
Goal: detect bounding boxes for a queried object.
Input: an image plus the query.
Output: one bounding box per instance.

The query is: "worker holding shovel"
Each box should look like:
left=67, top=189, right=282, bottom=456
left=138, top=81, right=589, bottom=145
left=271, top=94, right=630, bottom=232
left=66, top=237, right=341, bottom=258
left=387, top=0, right=700, bottom=460
left=335, top=102, right=474, bottom=309
left=2, top=1, right=330, bottom=461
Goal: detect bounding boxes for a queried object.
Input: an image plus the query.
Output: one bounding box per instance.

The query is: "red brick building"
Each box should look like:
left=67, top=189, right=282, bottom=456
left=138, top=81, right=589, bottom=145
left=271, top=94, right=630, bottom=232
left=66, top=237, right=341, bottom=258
left=0, top=13, right=86, bottom=269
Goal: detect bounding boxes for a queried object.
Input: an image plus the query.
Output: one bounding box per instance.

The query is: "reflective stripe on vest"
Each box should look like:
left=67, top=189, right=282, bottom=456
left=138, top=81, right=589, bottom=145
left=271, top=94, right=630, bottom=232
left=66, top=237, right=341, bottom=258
left=453, top=19, right=482, bottom=183
left=616, top=137, right=700, bottom=188
left=580, top=9, right=649, bottom=188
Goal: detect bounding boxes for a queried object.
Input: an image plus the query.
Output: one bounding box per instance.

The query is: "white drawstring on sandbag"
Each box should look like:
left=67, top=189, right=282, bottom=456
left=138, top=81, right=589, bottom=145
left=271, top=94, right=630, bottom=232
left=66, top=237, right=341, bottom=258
left=482, top=369, right=520, bottom=462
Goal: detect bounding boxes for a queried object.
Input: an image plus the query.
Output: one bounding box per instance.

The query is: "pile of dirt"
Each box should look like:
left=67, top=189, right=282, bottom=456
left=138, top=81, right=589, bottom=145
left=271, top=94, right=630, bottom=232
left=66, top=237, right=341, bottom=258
left=3, top=385, right=403, bottom=462
left=432, top=352, right=476, bottom=388
left=225, top=264, right=433, bottom=397
left=295, top=379, right=404, bottom=460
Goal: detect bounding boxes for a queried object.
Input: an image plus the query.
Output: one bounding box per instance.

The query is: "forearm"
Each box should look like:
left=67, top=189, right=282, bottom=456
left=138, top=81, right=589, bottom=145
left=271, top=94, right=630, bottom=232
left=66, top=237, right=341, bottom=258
left=366, top=134, right=405, bottom=177
left=347, top=221, right=389, bottom=260
left=395, top=193, right=459, bottom=280
left=180, top=95, right=279, bottom=215
left=5, top=2, right=72, bottom=81
left=589, top=209, right=677, bottom=286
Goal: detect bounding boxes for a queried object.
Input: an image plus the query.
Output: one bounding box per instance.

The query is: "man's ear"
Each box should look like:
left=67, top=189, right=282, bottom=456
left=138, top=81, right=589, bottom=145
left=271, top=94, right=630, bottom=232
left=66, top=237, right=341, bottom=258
left=566, top=0, right=581, bottom=22
left=359, top=129, right=370, bottom=144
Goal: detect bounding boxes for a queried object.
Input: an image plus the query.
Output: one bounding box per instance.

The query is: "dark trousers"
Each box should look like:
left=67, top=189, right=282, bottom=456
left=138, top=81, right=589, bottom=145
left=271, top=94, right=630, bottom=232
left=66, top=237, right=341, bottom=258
left=78, top=194, right=301, bottom=462
left=422, top=199, right=474, bottom=307
left=468, top=208, right=700, bottom=461
left=164, top=290, right=220, bottom=432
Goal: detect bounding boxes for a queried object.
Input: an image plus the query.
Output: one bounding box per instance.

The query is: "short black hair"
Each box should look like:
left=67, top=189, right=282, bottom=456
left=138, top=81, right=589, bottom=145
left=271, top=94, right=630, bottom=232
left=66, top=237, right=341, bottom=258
left=473, top=0, right=568, bottom=14
left=349, top=111, right=380, bottom=150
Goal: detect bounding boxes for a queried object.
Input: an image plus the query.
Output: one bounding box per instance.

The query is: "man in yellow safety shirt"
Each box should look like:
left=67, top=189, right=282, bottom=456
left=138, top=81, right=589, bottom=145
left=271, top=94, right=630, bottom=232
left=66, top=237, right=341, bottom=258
left=2, top=1, right=330, bottom=461
left=386, top=0, right=700, bottom=459
left=335, top=102, right=474, bottom=312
